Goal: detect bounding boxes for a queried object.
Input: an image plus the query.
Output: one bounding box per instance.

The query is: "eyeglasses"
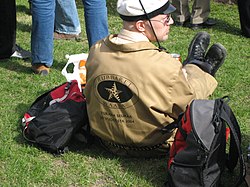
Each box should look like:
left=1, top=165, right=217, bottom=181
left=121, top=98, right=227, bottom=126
left=150, top=14, right=172, bottom=25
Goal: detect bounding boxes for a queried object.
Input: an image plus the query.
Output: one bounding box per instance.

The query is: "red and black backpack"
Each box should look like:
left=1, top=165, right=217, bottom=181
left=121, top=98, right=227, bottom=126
left=164, top=97, right=247, bottom=187
left=21, top=80, right=92, bottom=154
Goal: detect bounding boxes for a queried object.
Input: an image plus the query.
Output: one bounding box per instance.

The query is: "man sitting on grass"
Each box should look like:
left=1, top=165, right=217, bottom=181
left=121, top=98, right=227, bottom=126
left=84, top=0, right=227, bottom=158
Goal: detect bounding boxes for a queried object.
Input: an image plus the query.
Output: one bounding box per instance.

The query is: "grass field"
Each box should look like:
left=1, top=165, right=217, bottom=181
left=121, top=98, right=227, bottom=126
left=0, top=0, right=249, bottom=186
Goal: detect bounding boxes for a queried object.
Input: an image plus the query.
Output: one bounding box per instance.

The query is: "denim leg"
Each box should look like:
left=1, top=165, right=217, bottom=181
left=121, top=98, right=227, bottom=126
left=31, top=0, right=55, bottom=67
left=55, top=0, right=81, bottom=35
left=82, top=0, right=109, bottom=47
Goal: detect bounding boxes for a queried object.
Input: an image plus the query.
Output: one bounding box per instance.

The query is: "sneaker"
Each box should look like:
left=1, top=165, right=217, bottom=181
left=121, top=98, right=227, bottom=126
left=205, top=43, right=227, bottom=76
left=54, top=32, right=82, bottom=41
left=183, top=31, right=210, bottom=65
left=11, top=44, right=31, bottom=59
left=32, top=64, right=50, bottom=76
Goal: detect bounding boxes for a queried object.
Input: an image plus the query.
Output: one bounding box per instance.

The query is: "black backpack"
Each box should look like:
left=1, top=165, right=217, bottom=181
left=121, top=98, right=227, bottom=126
left=21, top=80, right=92, bottom=154
left=164, top=97, right=247, bottom=187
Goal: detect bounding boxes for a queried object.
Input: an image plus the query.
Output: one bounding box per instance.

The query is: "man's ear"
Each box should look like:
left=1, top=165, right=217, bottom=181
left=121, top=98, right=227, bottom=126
left=135, top=20, right=146, bottom=32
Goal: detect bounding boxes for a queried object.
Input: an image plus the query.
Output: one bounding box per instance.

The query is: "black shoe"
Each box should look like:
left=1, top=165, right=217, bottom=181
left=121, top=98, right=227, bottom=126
left=183, top=31, right=210, bottom=65
left=205, top=43, right=227, bottom=76
left=174, top=18, right=190, bottom=27
left=190, top=18, right=217, bottom=30
left=11, top=44, right=31, bottom=59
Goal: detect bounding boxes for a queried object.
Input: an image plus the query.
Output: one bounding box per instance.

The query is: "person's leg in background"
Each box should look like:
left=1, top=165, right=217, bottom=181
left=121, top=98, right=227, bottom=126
left=191, top=0, right=210, bottom=24
left=0, top=0, right=16, bottom=59
left=31, top=0, right=55, bottom=75
left=54, top=0, right=82, bottom=40
left=238, top=0, right=250, bottom=38
left=171, top=0, right=190, bottom=26
left=82, top=0, right=109, bottom=47
left=189, top=0, right=216, bottom=29
left=0, top=0, right=30, bottom=60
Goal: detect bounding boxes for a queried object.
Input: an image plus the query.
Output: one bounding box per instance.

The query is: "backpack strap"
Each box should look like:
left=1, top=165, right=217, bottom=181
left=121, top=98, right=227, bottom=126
left=221, top=99, right=241, bottom=171
left=218, top=98, right=246, bottom=187
left=49, top=82, right=71, bottom=105
left=161, top=112, right=184, bottom=133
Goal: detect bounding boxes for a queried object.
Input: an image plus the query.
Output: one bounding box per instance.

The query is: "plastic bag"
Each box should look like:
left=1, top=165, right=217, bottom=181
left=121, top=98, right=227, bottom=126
left=61, top=53, right=88, bottom=91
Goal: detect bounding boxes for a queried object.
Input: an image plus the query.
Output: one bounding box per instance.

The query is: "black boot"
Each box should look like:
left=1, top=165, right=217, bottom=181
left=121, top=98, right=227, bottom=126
left=205, top=43, right=227, bottom=76
left=183, top=31, right=210, bottom=65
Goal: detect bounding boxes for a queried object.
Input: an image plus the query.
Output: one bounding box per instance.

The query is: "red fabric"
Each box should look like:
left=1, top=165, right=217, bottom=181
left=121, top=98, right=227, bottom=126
left=226, top=127, right=230, bottom=141
left=168, top=106, right=192, bottom=168
left=24, top=113, right=32, bottom=126
left=50, top=80, right=85, bottom=103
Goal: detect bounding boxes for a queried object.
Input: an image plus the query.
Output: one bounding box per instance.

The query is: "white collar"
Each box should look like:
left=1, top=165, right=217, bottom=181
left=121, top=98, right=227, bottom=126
left=111, top=29, right=149, bottom=44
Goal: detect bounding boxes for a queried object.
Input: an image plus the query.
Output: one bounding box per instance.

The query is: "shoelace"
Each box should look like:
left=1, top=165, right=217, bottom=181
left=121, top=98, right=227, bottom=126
left=193, top=45, right=205, bottom=61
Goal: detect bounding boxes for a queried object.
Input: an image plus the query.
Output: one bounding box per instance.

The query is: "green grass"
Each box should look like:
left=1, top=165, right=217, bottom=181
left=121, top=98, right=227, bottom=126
left=0, top=0, right=249, bottom=186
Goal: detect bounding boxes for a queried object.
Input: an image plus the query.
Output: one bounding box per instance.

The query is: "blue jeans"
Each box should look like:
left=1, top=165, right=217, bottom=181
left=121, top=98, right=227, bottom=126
left=31, top=0, right=109, bottom=67
left=31, top=0, right=55, bottom=67
left=55, top=0, right=81, bottom=35
left=83, top=0, right=109, bottom=47
left=55, top=0, right=109, bottom=46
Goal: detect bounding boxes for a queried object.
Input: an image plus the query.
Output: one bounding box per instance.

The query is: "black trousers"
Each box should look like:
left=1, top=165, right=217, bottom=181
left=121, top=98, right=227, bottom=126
left=0, top=0, right=16, bottom=59
left=238, top=0, right=250, bottom=38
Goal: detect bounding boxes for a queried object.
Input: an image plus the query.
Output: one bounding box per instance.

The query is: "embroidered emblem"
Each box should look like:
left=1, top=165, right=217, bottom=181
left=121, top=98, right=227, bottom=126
left=105, top=82, right=122, bottom=102
left=94, top=74, right=139, bottom=109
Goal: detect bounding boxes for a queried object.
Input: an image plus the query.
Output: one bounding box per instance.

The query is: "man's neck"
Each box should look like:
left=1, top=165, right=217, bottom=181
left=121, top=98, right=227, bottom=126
left=111, top=29, right=149, bottom=44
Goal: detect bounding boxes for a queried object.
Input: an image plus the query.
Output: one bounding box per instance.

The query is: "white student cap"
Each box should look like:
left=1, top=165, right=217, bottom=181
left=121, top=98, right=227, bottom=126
left=117, top=0, right=176, bottom=21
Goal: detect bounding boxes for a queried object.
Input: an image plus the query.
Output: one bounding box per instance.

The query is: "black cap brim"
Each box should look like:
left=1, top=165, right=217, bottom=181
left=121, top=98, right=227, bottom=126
left=162, top=4, right=176, bottom=14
